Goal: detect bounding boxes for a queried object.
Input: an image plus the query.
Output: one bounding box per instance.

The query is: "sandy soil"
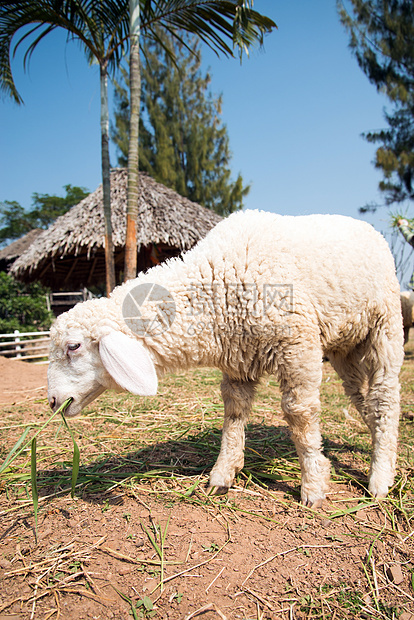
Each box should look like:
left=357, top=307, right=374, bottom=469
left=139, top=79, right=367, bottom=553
left=0, top=358, right=413, bottom=620
left=0, top=357, right=48, bottom=405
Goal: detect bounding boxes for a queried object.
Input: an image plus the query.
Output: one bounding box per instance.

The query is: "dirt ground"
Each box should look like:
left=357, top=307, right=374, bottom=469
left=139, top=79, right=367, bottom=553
left=0, top=357, right=414, bottom=620
left=0, top=356, right=48, bottom=405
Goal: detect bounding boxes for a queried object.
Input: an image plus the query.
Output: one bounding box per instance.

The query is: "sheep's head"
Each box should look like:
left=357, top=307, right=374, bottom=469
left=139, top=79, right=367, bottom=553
left=48, top=307, right=158, bottom=418
left=48, top=327, right=107, bottom=417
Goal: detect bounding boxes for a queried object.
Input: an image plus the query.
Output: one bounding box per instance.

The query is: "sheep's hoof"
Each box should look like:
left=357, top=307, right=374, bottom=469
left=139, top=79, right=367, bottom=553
left=301, top=497, right=324, bottom=509
left=206, top=484, right=229, bottom=496
left=368, top=489, right=387, bottom=500
left=208, top=468, right=234, bottom=492
left=368, top=478, right=390, bottom=499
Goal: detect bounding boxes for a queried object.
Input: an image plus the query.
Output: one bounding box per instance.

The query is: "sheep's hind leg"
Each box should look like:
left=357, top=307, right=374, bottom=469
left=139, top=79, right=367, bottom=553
left=358, top=337, right=401, bottom=498
left=208, top=374, right=257, bottom=495
left=365, top=377, right=401, bottom=498
left=280, top=347, right=330, bottom=507
left=330, top=326, right=403, bottom=497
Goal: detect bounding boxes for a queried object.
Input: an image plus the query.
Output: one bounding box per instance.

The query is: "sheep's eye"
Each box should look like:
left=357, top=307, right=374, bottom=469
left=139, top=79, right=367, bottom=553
left=67, top=343, right=81, bottom=352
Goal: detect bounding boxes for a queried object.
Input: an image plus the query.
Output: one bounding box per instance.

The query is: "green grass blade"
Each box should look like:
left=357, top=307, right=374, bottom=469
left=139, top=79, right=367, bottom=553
left=329, top=500, right=378, bottom=519
left=31, top=436, right=38, bottom=540
left=366, top=525, right=386, bottom=565
left=161, top=515, right=170, bottom=546
left=160, top=515, right=170, bottom=593
left=0, top=427, right=31, bottom=474
left=59, top=412, right=80, bottom=498
left=140, top=520, right=162, bottom=558
left=183, top=479, right=201, bottom=496
left=112, top=585, right=140, bottom=620
left=0, top=398, right=74, bottom=477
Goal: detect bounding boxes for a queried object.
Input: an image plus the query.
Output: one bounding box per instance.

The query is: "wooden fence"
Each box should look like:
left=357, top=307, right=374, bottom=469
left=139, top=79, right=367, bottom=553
left=0, top=330, right=50, bottom=363
left=0, top=291, right=93, bottom=363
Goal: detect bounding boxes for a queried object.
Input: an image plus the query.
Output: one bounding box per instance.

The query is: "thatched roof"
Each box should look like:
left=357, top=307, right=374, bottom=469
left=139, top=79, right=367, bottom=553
left=0, top=229, right=43, bottom=267
left=11, top=169, right=221, bottom=289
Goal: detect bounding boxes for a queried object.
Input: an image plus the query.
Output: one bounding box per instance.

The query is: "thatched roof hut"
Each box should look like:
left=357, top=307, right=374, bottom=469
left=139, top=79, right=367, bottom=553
left=11, top=169, right=221, bottom=290
left=0, top=229, right=43, bottom=272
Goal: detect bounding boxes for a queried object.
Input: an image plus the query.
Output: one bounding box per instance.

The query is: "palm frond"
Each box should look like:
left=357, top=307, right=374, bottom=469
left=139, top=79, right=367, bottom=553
left=140, top=0, right=276, bottom=59
left=0, top=0, right=276, bottom=102
left=0, top=0, right=130, bottom=102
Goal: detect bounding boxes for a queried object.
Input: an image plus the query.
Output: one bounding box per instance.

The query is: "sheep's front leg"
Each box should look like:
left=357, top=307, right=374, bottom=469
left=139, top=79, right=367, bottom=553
left=208, top=374, right=257, bottom=494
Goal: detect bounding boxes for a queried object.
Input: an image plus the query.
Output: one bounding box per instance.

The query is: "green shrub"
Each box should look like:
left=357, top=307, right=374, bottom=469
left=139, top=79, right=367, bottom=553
left=0, top=272, right=53, bottom=333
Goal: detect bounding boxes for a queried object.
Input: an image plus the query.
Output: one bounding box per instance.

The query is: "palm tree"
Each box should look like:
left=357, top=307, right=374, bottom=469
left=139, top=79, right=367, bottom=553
left=0, top=0, right=130, bottom=295
left=124, top=0, right=276, bottom=280
left=0, top=1, right=276, bottom=289
left=125, top=0, right=141, bottom=278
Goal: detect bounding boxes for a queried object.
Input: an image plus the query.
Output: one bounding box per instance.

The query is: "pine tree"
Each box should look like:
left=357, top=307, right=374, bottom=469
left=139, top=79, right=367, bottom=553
left=338, top=0, right=414, bottom=210
left=112, top=33, right=249, bottom=216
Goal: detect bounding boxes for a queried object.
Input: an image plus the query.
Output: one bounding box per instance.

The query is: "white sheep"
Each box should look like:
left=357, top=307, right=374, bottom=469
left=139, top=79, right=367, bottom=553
left=400, top=291, right=414, bottom=344
left=48, top=210, right=404, bottom=506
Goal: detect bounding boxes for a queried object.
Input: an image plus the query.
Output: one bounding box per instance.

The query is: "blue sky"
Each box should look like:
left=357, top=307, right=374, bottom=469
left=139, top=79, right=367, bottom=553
left=0, top=0, right=404, bottom=243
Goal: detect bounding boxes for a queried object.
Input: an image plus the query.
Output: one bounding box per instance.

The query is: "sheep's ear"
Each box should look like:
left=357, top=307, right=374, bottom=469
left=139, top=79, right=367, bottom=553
left=99, top=332, right=158, bottom=396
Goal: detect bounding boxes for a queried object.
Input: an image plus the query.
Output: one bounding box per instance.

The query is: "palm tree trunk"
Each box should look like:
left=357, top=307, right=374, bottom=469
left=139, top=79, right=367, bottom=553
left=124, top=0, right=141, bottom=282
left=100, top=63, right=116, bottom=295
